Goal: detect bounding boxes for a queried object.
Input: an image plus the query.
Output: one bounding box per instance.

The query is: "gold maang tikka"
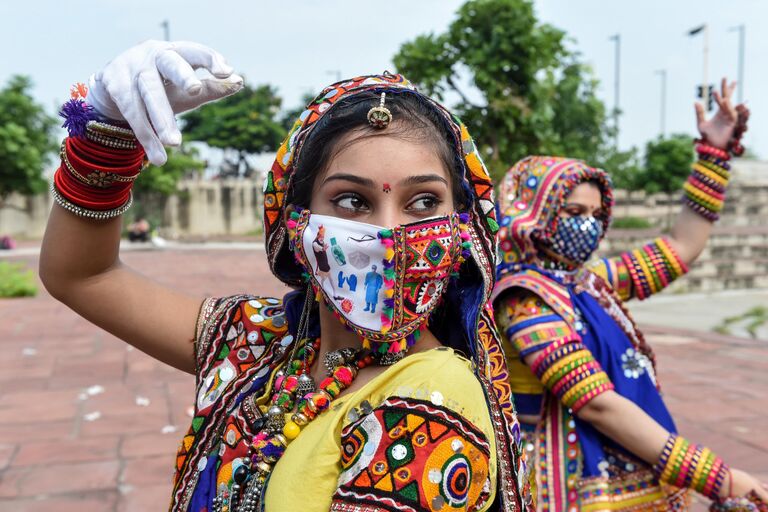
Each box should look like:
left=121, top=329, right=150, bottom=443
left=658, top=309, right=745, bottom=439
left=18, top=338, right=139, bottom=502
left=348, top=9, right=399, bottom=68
left=367, top=92, right=392, bottom=129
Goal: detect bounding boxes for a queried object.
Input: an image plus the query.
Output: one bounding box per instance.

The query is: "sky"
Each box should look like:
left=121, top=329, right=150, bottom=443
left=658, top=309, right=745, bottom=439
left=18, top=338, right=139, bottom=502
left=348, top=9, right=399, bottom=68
left=2, top=0, right=766, bottom=159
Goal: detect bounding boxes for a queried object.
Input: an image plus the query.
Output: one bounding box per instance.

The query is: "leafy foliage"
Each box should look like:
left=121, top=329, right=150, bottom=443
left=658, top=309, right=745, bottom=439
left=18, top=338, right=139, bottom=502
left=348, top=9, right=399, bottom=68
left=641, top=134, right=695, bottom=195
left=182, top=83, right=284, bottom=177
left=393, top=0, right=611, bottom=181
left=0, top=76, right=57, bottom=202
left=134, top=145, right=206, bottom=197
left=0, top=261, right=37, bottom=298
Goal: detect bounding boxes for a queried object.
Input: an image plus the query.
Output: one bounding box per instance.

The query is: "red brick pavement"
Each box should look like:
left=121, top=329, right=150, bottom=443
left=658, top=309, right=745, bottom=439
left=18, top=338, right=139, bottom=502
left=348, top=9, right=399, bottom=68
left=1, top=247, right=766, bottom=511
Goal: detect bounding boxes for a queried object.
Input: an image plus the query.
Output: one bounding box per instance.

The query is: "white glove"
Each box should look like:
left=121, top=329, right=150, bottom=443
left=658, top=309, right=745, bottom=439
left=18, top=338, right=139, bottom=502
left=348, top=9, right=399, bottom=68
left=86, top=40, right=244, bottom=165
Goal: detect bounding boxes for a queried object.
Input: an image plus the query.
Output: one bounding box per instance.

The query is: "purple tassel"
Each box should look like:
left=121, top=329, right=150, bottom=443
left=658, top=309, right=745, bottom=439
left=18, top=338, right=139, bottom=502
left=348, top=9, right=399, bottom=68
left=59, top=99, right=96, bottom=138
left=261, top=442, right=285, bottom=460
left=459, top=212, right=470, bottom=223
left=384, top=298, right=395, bottom=308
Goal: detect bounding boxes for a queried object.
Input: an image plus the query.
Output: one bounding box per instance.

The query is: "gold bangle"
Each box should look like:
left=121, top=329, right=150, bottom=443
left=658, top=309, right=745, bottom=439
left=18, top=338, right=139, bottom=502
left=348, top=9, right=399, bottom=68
left=86, top=120, right=136, bottom=141
left=85, top=129, right=138, bottom=150
left=60, top=142, right=141, bottom=188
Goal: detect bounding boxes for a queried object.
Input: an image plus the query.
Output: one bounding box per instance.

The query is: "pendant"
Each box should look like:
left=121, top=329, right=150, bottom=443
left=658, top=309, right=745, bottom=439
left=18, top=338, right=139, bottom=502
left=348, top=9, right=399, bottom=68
left=265, top=405, right=285, bottom=433
left=323, top=347, right=358, bottom=375
left=296, top=373, right=316, bottom=397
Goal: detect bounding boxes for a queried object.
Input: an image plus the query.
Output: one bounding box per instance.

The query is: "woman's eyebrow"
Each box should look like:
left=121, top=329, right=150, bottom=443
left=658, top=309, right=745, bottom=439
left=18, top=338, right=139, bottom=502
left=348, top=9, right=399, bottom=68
left=322, top=173, right=376, bottom=188
left=397, top=174, right=449, bottom=187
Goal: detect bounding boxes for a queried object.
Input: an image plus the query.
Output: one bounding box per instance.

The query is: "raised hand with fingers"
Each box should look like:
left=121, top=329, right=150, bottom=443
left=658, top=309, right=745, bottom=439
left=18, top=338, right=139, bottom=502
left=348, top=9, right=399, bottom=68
left=86, top=40, right=244, bottom=165
left=695, top=78, right=748, bottom=153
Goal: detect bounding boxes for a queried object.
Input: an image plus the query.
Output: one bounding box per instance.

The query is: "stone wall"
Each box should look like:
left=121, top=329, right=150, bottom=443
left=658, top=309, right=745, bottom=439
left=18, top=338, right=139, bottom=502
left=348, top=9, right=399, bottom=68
left=0, top=176, right=264, bottom=238
left=601, top=159, right=768, bottom=292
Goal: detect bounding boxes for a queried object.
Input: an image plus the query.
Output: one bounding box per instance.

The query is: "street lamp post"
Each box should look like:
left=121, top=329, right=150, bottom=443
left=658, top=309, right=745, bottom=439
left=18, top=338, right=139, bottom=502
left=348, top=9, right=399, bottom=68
left=688, top=24, right=710, bottom=110
left=609, top=34, right=621, bottom=147
left=161, top=20, right=170, bottom=42
left=656, top=69, right=667, bottom=137
left=729, top=24, right=746, bottom=104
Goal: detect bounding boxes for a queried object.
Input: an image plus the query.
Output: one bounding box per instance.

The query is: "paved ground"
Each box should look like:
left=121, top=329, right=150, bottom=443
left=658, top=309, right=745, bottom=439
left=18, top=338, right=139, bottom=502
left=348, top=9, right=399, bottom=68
left=0, top=246, right=766, bottom=511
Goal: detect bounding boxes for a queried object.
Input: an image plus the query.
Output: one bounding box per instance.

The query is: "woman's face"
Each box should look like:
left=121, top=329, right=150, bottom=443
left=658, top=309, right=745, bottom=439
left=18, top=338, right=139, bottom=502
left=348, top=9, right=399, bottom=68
left=559, top=182, right=605, bottom=220
left=309, top=130, right=455, bottom=228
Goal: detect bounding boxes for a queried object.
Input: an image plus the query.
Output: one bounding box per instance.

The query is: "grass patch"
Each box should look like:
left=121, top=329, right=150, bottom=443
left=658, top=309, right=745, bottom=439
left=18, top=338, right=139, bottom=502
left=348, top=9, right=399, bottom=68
left=0, top=261, right=37, bottom=298
left=611, top=217, right=654, bottom=229
left=714, top=306, right=768, bottom=339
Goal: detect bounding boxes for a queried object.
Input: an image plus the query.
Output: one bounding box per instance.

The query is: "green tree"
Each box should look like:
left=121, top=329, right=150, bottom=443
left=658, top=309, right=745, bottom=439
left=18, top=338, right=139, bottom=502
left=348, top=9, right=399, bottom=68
left=182, top=83, right=284, bottom=177
left=0, top=75, right=57, bottom=207
left=393, top=0, right=610, bottom=181
left=134, top=145, right=206, bottom=197
left=131, top=145, right=206, bottom=224
left=641, top=134, right=694, bottom=195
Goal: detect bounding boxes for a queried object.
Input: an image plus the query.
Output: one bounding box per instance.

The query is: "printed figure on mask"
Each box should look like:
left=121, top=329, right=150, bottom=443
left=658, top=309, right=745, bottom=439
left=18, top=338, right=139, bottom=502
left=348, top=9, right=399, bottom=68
left=363, top=264, right=383, bottom=313
left=312, top=225, right=337, bottom=296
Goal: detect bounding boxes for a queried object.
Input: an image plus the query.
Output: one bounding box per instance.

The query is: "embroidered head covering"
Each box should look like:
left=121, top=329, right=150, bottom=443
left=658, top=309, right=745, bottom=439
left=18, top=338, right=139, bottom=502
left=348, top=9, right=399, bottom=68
left=263, top=73, right=528, bottom=510
left=496, top=155, right=614, bottom=275
left=264, top=73, right=499, bottom=288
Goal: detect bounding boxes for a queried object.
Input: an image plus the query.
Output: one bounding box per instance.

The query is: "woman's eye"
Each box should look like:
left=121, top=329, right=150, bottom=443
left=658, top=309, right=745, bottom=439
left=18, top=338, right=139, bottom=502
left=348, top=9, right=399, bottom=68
left=331, top=194, right=369, bottom=212
left=408, top=195, right=442, bottom=212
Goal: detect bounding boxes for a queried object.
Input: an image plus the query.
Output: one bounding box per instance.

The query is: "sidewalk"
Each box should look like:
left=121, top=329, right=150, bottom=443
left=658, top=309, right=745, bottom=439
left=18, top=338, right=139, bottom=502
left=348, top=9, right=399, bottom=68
left=0, top=247, right=766, bottom=511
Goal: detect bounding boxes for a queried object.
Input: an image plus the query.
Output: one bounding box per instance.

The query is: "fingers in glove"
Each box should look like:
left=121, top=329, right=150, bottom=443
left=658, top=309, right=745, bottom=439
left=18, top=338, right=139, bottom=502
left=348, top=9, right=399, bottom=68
left=171, top=41, right=233, bottom=78
left=137, top=70, right=181, bottom=147
left=167, top=74, right=244, bottom=114
left=110, top=83, right=167, bottom=165
left=156, top=49, right=203, bottom=95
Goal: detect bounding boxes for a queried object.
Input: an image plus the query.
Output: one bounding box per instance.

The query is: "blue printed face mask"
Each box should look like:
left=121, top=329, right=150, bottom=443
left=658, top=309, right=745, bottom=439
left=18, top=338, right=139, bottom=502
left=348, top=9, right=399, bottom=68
left=550, top=216, right=603, bottom=265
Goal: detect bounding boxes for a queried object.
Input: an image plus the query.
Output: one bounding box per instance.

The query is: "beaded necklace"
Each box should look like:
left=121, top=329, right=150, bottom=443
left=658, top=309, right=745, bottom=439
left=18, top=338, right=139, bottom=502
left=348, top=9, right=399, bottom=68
left=217, top=337, right=375, bottom=512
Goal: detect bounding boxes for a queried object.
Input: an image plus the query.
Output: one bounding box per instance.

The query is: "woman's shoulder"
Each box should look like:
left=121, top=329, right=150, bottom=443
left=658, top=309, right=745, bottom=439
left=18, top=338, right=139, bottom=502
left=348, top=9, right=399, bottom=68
left=381, top=348, right=490, bottom=425
left=195, top=294, right=289, bottom=374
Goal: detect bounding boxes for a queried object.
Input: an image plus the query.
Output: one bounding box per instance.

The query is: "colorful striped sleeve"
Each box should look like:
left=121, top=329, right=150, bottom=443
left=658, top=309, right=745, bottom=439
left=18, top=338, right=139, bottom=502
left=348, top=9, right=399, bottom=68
left=494, top=291, right=579, bottom=357
left=530, top=338, right=615, bottom=414
left=588, top=237, right=689, bottom=301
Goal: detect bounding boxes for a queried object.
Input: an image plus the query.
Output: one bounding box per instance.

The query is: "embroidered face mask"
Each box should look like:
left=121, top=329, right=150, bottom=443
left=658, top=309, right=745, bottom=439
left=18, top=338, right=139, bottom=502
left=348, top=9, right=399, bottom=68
left=286, top=209, right=471, bottom=353
left=550, top=215, right=603, bottom=265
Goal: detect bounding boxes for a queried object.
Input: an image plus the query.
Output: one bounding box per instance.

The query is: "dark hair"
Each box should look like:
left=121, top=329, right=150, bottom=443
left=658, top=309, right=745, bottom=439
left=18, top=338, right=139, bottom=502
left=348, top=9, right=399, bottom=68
left=286, top=90, right=469, bottom=210
left=282, top=90, right=480, bottom=356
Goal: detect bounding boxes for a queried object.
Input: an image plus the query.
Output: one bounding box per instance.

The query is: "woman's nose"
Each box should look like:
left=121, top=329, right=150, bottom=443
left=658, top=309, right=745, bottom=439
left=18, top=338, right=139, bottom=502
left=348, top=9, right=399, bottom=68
left=368, top=202, right=403, bottom=228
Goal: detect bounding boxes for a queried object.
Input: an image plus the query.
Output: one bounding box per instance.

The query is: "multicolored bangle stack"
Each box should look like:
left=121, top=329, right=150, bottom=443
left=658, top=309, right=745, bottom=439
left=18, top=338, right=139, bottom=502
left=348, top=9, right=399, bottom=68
left=620, top=237, right=689, bottom=300
left=683, top=143, right=732, bottom=222
left=531, top=337, right=614, bottom=413
left=654, top=434, right=729, bottom=500
left=53, top=83, right=145, bottom=220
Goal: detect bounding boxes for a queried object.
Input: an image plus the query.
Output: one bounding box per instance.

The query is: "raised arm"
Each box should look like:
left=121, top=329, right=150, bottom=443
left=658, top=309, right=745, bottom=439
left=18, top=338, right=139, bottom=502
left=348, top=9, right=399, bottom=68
left=495, top=289, right=768, bottom=504
left=666, top=78, right=748, bottom=265
left=39, top=40, right=243, bottom=373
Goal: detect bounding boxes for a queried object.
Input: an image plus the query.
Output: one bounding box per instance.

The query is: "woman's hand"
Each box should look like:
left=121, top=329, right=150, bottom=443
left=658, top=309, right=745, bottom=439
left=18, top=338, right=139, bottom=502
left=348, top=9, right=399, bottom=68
left=725, top=468, right=768, bottom=502
left=695, top=78, right=740, bottom=150
left=86, top=40, right=243, bottom=165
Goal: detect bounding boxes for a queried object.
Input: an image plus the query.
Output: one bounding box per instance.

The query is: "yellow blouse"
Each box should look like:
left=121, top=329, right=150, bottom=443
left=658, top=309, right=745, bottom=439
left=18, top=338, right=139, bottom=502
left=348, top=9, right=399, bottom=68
left=264, top=347, right=498, bottom=511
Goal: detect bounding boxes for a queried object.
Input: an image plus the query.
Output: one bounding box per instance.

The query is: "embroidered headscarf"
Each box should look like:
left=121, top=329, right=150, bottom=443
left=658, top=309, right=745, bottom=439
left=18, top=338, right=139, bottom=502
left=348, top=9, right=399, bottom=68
left=496, top=155, right=614, bottom=275
left=263, top=73, right=529, bottom=511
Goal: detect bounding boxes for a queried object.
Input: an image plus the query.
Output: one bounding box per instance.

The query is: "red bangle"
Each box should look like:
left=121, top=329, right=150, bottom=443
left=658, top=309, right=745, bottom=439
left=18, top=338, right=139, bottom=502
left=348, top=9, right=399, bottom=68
left=66, top=138, right=144, bottom=173
left=54, top=169, right=131, bottom=210
left=71, top=137, right=145, bottom=165
left=687, top=175, right=726, bottom=201
left=695, top=143, right=730, bottom=161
